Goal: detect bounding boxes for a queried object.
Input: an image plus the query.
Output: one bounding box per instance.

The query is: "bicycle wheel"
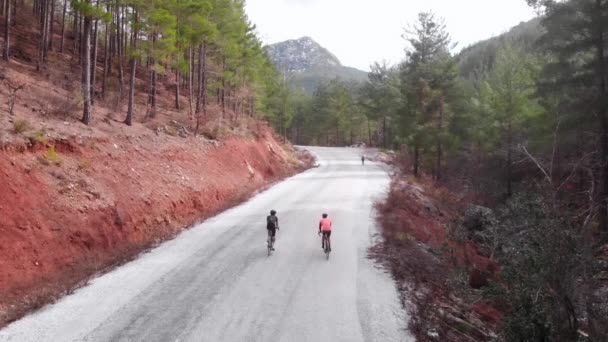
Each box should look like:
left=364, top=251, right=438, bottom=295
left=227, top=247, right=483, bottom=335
left=267, top=237, right=272, bottom=256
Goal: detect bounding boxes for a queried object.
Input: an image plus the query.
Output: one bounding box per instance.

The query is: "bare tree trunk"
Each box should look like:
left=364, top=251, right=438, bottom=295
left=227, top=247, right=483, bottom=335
left=102, top=20, right=109, bottom=97
left=107, top=4, right=113, bottom=74
left=115, top=4, right=120, bottom=62
left=44, top=0, right=50, bottom=63
left=3, top=0, right=11, bottom=61
left=382, top=115, right=387, bottom=148
left=174, top=30, right=180, bottom=110
left=436, top=101, right=443, bottom=181
left=48, top=0, right=54, bottom=51
left=116, top=4, right=124, bottom=98
left=596, top=3, right=608, bottom=238
left=126, top=58, right=136, bottom=125
left=125, top=10, right=138, bottom=126
left=90, top=14, right=98, bottom=105
left=37, top=0, right=49, bottom=71
left=11, top=0, right=15, bottom=27
left=507, top=118, right=513, bottom=197
left=367, top=118, right=372, bottom=146
left=147, top=32, right=157, bottom=118
left=221, top=58, right=226, bottom=116
left=81, top=8, right=92, bottom=125
left=122, top=8, right=127, bottom=63
left=59, top=0, right=66, bottom=52
left=175, top=68, right=180, bottom=110
left=196, top=43, right=207, bottom=133
left=78, top=13, right=82, bottom=63
left=195, top=43, right=202, bottom=113
left=72, top=8, right=77, bottom=54
left=188, top=46, right=194, bottom=121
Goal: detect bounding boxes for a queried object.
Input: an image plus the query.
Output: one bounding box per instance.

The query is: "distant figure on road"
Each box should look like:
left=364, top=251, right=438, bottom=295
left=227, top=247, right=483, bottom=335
left=361, top=156, right=365, bottom=165
left=318, top=213, right=332, bottom=251
left=267, top=210, right=279, bottom=250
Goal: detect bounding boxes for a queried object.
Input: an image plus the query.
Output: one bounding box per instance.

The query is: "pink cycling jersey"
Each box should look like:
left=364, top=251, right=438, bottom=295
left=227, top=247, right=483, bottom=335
left=320, top=218, right=332, bottom=231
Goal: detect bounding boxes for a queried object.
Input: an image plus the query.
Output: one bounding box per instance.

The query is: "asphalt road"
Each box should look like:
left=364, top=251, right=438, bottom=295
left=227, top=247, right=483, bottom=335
left=0, top=147, right=413, bottom=342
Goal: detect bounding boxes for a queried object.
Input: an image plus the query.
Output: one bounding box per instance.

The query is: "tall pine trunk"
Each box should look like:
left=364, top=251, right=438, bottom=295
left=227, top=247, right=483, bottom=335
left=195, top=43, right=207, bottom=133
left=596, top=4, right=608, bottom=237
left=59, top=0, right=66, bottom=52
left=506, top=118, right=513, bottom=197
left=147, top=32, right=157, bottom=118
left=188, top=46, right=194, bottom=120
left=175, top=68, right=180, bottom=110
left=221, top=57, right=226, bottom=116
left=37, top=0, right=49, bottom=71
left=125, top=10, right=138, bottom=126
left=48, top=0, right=54, bottom=51
left=3, top=0, right=11, bottom=61
left=81, top=8, right=92, bottom=125
left=72, top=9, right=77, bottom=54
left=78, top=14, right=82, bottom=63
left=101, top=20, right=109, bottom=97
left=116, top=4, right=124, bottom=98
left=382, top=115, right=387, bottom=148
left=90, top=14, right=98, bottom=105
left=436, top=101, right=444, bottom=181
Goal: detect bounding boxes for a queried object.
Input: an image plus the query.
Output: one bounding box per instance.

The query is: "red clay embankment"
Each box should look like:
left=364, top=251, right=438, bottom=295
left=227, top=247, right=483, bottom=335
left=372, top=172, right=500, bottom=341
left=0, top=126, right=310, bottom=327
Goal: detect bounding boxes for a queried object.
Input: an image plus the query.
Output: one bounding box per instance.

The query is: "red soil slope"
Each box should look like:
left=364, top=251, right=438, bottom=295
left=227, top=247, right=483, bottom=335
left=373, top=173, right=500, bottom=341
left=0, top=124, right=309, bottom=327
left=0, top=12, right=315, bottom=327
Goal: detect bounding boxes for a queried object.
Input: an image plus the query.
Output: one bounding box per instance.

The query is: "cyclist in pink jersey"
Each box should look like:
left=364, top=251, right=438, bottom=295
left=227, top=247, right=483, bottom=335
left=318, top=213, right=332, bottom=251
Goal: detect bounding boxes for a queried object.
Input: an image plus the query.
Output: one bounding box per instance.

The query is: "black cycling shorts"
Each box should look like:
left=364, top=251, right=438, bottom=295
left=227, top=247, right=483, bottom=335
left=322, top=231, right=331, bottom=238
left=267, top=228, right=277, bottom=237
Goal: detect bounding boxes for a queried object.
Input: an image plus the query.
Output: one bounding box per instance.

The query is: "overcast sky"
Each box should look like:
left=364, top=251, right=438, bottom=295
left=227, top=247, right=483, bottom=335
left=245, top=0, right=537, bottom=71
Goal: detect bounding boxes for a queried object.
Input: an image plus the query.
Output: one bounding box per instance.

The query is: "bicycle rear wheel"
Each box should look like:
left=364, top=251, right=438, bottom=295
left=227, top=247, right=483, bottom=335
left=324, top=236, right=330, bottom=260
left=267, top=236, right=272, bottom=256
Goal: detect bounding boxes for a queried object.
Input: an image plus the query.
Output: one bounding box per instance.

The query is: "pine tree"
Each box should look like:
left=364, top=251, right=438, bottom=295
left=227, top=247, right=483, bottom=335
left=528, top=0, right=608, bottom=237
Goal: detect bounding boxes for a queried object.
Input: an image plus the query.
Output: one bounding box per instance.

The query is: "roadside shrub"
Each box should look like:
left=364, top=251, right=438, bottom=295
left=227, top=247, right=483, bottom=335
left=43, top=92, right=82, bottom=119
left=44, top=145, right=60, bottom=164
left=479, top=186, right=589, bottom=341
left=78, top=159, right=91, bottom=171
left=29, top=129, right=48, bottom=144
left=13, top=119, right=30, bottom=134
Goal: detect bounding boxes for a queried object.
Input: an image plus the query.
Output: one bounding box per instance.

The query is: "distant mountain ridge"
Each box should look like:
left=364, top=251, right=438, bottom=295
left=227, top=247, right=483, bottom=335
left=265, top=37, right=368, bottom=94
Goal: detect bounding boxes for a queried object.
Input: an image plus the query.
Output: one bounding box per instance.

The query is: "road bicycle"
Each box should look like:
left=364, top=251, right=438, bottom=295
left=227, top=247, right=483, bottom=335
left=267, top=231, right=275, bottom=256
left=320, top=232, right=331, bottom=260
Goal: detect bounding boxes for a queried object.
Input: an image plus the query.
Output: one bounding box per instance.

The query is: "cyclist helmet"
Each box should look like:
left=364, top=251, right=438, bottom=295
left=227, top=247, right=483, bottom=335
left=322, top=213, right=328, bottom=218
left=270, top=210, right=277, bottom=215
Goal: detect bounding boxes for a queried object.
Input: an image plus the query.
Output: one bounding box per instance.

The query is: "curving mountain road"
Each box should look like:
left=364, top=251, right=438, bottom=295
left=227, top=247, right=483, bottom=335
left=0, top=147, right=413, bottom=342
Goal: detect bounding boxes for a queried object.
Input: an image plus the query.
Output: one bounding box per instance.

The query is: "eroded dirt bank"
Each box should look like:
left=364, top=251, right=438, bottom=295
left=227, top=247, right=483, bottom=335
left=371, top=170, right=500, bottom=341
left=0, top=127, right=310, bottom=327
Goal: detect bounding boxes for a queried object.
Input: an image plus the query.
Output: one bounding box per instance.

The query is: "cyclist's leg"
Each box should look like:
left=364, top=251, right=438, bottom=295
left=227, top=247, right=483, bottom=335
left=326, top=231, right=332, bottom=250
